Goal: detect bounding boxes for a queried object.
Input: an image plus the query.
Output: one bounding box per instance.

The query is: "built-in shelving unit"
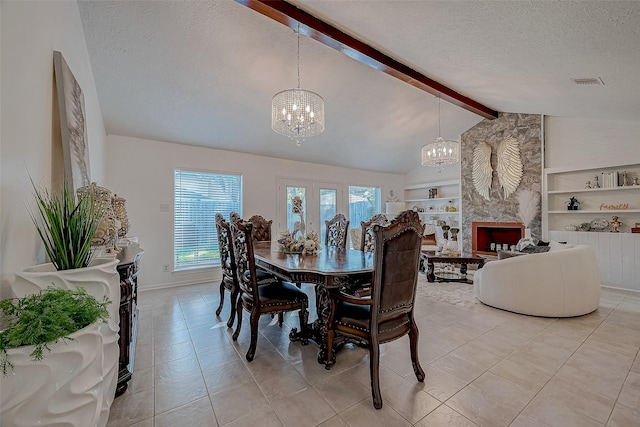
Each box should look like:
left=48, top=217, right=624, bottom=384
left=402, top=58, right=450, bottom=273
left=543, top=163, right=640, bottom=291
left=404, top=180, right=461, bottom=251
left=543, top=162, right=640, bottom=235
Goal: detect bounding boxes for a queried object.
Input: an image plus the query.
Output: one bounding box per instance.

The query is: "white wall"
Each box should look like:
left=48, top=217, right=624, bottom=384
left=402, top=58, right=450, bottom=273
left=0, top=1, right=106, bottom=297
left=105, top=135, right=405, bottom=290
left=545, top=117, right=640, bottom=169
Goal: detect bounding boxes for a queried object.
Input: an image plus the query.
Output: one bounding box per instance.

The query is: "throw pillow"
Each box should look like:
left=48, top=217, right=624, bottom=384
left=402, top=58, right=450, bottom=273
left=520, top=245, right=551, bottom=254
left=549, top=241, right=574, bottom=251
left=536, top=240, right=550, bottom=246
left=497, top=250, right=527, bottom=260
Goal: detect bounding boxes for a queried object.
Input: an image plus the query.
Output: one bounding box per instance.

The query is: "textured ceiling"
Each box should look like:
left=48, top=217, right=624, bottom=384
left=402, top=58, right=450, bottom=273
left=78, top=0, right=640, bottom=174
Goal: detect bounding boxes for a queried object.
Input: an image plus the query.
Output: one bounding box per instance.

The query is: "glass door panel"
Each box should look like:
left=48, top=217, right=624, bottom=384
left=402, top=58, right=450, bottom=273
left=319, top=188, right=337, bottom=245
left=286, top=185, right=306, bottom=237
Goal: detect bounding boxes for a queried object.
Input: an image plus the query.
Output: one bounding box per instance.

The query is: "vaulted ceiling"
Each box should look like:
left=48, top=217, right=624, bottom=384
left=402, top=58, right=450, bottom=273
left=78, top=1, right=640, bottom=174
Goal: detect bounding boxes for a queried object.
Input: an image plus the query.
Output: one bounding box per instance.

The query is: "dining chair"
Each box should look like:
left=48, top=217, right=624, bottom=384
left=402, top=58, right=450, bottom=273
left=214, top=213, right=239, bottom=328
left=325, top=213, right=350, bottom=249
left=248, top=215, right=272, bottom=242
left=230, top=219, right=309, bottom=361
left=360, top=213, right=390, bottom=252
left=325, top=210, right=425, bottom=409
left=245, top=214, right=281, bottom=290
left=344, top=213, right=390, bottom=297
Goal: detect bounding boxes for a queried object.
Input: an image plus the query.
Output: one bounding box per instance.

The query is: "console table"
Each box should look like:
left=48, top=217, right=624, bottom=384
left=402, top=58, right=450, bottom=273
left=115, top=250, right=143, bottom=396
left=422, top=254, right=485, bottom=284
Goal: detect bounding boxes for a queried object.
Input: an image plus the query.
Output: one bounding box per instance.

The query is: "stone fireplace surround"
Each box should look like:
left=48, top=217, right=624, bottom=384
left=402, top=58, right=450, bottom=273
left=460, top=113, right=543, bottom=254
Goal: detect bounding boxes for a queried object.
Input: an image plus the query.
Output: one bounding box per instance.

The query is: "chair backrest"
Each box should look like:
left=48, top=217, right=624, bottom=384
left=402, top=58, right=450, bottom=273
left=215, top=213, right=238, bottom=285
left=248, top=215, right=272, bottom=242
left=360, top=213, right=390, bottom=252
left=371, top=210, right=422, bottom=324
left=229, top=219, right=259, bottom=302
left=325, top=214, right=350, bottom=249
left=230, top=211, right=242, bottom=225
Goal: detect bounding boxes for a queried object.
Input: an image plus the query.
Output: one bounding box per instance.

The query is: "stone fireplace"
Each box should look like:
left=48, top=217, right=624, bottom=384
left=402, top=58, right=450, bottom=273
left=472, top=221, right=525, bottom=257
left=460, top=113, right=543, bottom=254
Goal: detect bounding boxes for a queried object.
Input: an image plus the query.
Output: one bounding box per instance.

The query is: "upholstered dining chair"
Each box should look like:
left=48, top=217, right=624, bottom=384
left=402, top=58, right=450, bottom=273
left=325, top=213, right=350, bottom=249
left=230, top=219, right=309, bottom=361
left=248, top=215, right=272, bottom=242
left=360, top=213, right=390, bottom=252
left=214, top=213, right=239, bottom=328
left=325, top=210, right=425, bottom=409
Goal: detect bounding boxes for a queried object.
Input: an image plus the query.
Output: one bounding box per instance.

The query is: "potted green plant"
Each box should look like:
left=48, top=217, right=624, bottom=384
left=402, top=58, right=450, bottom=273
left=0, top=287, right=109, bottom=375
left=567, top=196, right=580, bottom=210
left=6, top=181, right=122, bottom=427
left=0, top=287, right=111, bottom=426
left=31, top=180, right=103, bottom=270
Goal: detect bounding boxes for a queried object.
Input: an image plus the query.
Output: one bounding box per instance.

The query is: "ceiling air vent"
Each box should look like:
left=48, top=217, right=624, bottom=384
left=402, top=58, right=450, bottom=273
left=571, top=77, right=604, bottom=86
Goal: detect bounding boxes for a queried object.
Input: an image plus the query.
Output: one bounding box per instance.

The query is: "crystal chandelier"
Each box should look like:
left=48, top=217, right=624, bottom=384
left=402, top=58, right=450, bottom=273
left=421, top=97, right=459, bottom=172
left=272, top=24, right=325, bottom=146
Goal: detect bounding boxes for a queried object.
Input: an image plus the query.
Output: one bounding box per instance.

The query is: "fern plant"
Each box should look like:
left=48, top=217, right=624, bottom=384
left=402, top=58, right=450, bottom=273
left=30, top=180, right=104, bottom=270
left=0, top=287, right=110, bottom=375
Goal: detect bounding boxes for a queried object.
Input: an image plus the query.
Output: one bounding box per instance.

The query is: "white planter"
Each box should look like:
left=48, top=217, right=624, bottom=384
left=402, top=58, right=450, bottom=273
left=0, top=322, right=105, bottom=427
left=5, top=258, right=120, bottom=427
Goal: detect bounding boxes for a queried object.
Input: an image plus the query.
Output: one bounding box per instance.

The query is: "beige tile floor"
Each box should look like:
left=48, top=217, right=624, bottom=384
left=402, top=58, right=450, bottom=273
left=107, top=279, right=640, bottom=427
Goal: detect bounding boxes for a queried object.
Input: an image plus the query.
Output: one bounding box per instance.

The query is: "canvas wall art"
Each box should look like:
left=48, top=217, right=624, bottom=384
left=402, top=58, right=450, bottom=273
left=53, top=50, right=90, bottom=191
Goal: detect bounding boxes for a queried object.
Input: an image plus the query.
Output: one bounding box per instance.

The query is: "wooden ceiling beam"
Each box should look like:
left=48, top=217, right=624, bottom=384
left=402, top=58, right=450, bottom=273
left=235, top=0, right=499, bottom=119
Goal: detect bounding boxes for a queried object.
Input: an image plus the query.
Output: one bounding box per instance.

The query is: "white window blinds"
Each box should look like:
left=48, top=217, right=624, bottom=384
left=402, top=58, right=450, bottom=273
left=174, top=170, right=242, bottom=271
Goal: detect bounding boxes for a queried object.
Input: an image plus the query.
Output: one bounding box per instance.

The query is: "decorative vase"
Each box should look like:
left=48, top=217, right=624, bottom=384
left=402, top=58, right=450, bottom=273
left=7, top=257, right=120, bottom=427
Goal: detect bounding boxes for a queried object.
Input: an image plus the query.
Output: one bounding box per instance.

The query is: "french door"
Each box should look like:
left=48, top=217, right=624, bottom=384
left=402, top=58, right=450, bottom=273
left=276, top=178, right=344, bottom=245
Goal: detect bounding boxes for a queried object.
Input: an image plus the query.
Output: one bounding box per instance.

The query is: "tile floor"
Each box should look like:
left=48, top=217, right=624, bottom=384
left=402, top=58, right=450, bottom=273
left=107, top=279, right=640, bottom=427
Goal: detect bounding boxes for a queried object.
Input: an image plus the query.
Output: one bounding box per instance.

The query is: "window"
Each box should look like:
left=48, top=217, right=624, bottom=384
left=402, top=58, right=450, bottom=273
left=174, top=170, right=242, bottom=271
left=348, top=185, right=381, bottom=227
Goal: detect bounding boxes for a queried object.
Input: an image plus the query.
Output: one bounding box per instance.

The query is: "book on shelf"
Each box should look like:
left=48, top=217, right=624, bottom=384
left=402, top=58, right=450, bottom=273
left=601, top=171, right=619, bottom=189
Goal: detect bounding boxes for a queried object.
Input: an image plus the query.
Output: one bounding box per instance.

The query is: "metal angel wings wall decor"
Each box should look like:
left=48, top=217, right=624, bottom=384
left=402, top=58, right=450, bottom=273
left=496, top=136, right=523, bottom=199
left=472, top=142, right=492, bottom=201
left=472, top=136, right=523, bottom=201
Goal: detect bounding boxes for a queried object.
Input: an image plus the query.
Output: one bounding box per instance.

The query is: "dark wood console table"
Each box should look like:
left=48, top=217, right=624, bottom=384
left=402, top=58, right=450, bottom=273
left=115, top=250, right=143, bottom=396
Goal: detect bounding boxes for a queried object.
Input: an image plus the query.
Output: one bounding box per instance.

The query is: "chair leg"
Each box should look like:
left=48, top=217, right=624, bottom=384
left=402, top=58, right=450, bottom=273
left=408, top=323, right=425, bottom=382
left=226, top=287, right=239, bottom=329
left=278, top=312, right=284, bottom=327
left=246, top=308, right=260, bottom=362
left=297, top=307, right=308, bottom=345
left=369, top=340, right=383, bottom=409
left=215, top=281, right=225, bottom=316
left=232, top=295, right=243, bottom=341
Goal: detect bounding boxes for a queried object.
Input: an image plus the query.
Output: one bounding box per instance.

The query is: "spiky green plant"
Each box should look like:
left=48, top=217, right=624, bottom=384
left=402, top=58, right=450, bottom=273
left=0, top=287, right=110, bottom=375
left=30, top=180, right=104, bottom=270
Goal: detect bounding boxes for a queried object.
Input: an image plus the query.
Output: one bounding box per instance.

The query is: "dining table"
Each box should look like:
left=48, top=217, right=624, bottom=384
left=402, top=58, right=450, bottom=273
left=252, top=241, right=374, bottom=365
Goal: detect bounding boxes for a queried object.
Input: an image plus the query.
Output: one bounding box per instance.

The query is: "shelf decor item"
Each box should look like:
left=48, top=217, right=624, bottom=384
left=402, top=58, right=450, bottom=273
left=590, top=217, right=610, bottom=231
left=567, top=196, right=580, bottom=210
left=610, top=216, right=622, bottom=232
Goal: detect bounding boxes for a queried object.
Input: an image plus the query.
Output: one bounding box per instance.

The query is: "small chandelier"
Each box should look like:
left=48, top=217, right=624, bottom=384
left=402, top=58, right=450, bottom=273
left=272, top=24, right=325, bottom=146
left=422, top=96, right=460, bottom=172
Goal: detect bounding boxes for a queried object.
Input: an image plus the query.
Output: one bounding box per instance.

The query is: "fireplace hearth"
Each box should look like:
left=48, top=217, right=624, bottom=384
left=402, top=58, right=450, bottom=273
left=472, top=222, right=525, bottom=257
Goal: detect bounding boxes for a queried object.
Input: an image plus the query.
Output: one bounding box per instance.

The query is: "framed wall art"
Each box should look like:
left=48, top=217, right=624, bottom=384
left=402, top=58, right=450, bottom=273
left=53, top=50, right=91, bottom=192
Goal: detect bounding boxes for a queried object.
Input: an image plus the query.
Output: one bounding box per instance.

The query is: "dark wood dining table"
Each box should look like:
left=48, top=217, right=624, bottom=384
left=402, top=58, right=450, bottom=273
left=252, top=241, right=374, bottom=365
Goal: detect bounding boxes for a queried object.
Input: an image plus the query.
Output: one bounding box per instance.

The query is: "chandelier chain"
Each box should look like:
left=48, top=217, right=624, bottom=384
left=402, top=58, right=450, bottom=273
left=297, top=23, right=300, bottom=89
